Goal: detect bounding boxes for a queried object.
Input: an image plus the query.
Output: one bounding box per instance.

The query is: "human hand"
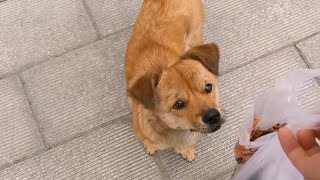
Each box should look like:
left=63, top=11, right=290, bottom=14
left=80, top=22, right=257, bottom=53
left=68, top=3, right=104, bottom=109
left=278, top=127, right=320, bottom=180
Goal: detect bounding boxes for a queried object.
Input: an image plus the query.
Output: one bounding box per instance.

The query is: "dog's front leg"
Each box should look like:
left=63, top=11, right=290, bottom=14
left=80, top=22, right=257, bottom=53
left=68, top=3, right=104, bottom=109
left=174, top=145, right=196, bottom=161
left=142, top=139, right=158, bottom=155
left=172, top=131, right=203, bottom=161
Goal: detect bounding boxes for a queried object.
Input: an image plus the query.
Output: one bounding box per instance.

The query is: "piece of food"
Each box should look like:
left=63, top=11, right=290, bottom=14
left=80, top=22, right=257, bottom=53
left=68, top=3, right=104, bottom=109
left=234, top=118, right=286, bottom=163
left=250, top=122, right=285, bottom=141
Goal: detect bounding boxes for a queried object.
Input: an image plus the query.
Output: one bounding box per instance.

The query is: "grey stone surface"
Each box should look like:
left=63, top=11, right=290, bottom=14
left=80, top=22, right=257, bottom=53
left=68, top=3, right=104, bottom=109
left=204, top=0, right=320, bottom=74
left=0, top=76, right=44, bottom=168
left=0, top=115, right=162, bottom=180
left=232, top=164, right=244, bottom=180
left=85, top=0, right=142, bottom=36
left=157, top=47, right=320, bottom=180
left=0, top=0, right=97, bottom=77
left=82, top=0, right=320, bottom=73
left=21, top=29, right=132, bottom=146
left=297, top=33, right=320, bottom=68
left=216, top=170, right=234, bottom=180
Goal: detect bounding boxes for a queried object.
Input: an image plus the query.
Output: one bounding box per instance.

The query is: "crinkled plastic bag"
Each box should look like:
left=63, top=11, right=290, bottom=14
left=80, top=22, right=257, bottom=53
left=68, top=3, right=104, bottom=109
left=233, top=68, right=320, bottom=180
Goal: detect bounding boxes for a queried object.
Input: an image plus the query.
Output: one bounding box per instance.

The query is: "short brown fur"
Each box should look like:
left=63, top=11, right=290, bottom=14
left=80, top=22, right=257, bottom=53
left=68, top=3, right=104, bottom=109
left=125, top=0, right=222, bottom=161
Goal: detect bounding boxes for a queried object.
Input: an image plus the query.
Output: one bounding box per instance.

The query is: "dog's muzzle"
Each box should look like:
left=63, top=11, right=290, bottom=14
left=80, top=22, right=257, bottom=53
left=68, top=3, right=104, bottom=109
left=202, top=108, right=225, bottom=132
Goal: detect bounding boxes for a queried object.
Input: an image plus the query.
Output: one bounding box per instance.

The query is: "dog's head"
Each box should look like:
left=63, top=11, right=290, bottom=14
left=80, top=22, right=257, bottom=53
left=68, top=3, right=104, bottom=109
left=128, top=43, right=224, bottom=133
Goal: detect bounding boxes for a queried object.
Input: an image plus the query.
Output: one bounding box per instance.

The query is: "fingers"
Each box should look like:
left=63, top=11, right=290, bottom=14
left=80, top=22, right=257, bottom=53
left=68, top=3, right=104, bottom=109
left=278, top=127, right=302, bottom=154
left=297, top=129, right=319, bottom=155
left=278, top=127, right=308, bottom=172
left=314, top=128, right=320, bottom=138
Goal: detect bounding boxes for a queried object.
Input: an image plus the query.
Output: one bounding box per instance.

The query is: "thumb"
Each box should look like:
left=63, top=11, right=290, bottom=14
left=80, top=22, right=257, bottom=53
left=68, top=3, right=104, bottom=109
left=278, top=127, right=308, bottom=172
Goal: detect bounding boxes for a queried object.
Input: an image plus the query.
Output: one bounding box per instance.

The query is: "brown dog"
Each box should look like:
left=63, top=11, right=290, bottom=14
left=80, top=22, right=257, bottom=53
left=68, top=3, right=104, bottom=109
left=125, top=0, right=224, bottom=161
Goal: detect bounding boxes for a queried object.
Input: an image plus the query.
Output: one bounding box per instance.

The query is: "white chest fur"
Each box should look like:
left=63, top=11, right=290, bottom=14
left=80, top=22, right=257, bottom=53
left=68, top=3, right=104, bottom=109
left=170, top=130, right=204, bottom=147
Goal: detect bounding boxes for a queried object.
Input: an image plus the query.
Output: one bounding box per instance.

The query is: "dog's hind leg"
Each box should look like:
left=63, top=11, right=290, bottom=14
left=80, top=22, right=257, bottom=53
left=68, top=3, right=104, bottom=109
left=184, top=0, right=205, bottom=51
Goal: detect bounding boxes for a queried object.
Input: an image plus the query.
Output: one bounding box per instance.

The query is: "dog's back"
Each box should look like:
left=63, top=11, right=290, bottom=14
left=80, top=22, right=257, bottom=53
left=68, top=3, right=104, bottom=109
left=125, top=0, right=205, bottom=89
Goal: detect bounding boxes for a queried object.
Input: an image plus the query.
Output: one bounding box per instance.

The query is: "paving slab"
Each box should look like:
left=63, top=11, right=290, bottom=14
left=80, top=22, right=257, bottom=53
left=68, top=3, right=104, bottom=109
left=0, top=76, right=44, bottom=168
left=0, top=0, right=97, bottom=77
left=0, top=115, right=163, bottom=180
left=157, top=47, right=320, bottom=180
left=204, top=0, right=320, bottom=74
left=85, top=0, right=142, bottom=36
left=216, top=169, right=234, bottom=180
left=77, top=0, right=320, bottom=74
left=297, top=33, right=320, bottom=68
left=21, top=29, right=132, bottom=146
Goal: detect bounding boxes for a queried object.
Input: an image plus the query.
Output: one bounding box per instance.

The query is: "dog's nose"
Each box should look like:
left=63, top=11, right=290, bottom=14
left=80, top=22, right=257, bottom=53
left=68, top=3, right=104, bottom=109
left=202, top=108, right=221, bottom=125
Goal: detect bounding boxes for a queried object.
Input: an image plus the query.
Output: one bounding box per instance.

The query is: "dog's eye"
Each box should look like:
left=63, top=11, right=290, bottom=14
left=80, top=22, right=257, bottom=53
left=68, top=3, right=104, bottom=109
left=205, top=84, right=213, bottom=93
left=173, top=100, right=185, bottom=110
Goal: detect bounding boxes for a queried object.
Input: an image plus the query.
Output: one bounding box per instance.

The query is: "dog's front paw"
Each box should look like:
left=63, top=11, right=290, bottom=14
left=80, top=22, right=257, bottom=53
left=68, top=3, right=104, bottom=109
left=176, top=147, right=196, bottom=161
left=144, top=144, right=158, bottom=155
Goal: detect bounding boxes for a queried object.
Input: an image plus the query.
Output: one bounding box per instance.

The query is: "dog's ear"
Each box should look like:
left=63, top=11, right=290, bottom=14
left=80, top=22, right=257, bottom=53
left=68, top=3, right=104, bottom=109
left=128, top=72, right=161, bottom=109
left=181, top=43, right=220, bottom=75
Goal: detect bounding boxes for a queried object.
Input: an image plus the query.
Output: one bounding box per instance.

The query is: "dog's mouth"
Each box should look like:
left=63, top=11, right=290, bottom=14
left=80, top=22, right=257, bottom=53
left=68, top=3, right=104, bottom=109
left=211, top=124, right=222, bottom=132
left=189, top=117, right=225, bottom=133
left=190, top=124, right=222, bottom=134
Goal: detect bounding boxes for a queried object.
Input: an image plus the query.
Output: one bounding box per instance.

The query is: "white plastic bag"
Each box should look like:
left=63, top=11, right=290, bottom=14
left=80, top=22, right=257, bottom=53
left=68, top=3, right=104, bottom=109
left=233, top=68, right=320, bottom=180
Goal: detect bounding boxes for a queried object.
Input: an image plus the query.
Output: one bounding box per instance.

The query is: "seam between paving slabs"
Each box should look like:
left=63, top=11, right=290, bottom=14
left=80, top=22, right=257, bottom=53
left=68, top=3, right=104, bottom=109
left=221, top=31, right=320, bottom=75
left=18, top=74, right=50, bottom=150
left=0, top=148, right=46, bottom=171
left=82, top=0, right=103, bottom=40
left=0, top=111, right=131, bottom=172
left=0, top=25, right=134, bottom=81
left=0, top=75, right=49, bottom=171
left=208, top=167, right=236, bottom=180
left=293, top=45, right=320, bottom=85
left=48, top=111, right=132, bottom=148
left=294, top=45, right=314, bottom=68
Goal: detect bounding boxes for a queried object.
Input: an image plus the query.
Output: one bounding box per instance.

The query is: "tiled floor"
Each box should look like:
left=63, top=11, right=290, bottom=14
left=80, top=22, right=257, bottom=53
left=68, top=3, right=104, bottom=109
left=0, top=0, right=319, bottom=179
